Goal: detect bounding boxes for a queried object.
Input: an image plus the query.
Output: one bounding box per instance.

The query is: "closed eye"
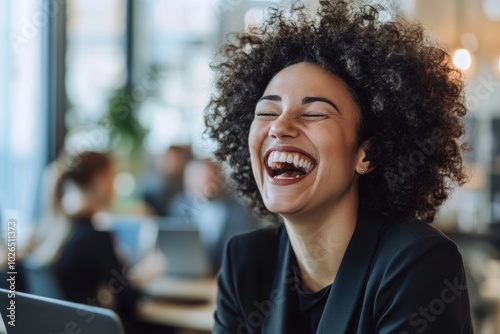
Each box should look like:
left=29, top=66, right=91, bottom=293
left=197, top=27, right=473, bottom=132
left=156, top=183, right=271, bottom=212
left=302, top=114, right=326, bottom=118
left=255, top=112, right=279, bottom=117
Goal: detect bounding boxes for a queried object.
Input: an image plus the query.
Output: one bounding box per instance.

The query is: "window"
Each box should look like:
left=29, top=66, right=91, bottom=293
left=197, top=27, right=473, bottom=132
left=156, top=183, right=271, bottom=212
left=134, top=0, right=218, bottom=156
left=0, top=0, right=45, bottom=230
left=65, top=0, right=127, bottom=152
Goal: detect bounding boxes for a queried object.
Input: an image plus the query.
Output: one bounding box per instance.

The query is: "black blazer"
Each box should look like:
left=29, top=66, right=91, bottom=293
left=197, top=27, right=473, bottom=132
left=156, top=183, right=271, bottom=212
left=214, top=212, right=473, bottom=333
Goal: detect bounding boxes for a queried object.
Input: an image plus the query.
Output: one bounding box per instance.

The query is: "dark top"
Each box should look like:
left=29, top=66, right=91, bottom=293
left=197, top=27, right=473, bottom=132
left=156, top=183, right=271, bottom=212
left=213, top=212, right=474, bottom=334
left=293, top=261, right=331, bottom=333
left=53, top=216, right=143, bottom=316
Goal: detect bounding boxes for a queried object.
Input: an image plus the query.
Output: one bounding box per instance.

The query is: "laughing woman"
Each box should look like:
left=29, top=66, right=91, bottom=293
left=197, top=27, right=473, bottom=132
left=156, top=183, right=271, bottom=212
left=206, top=1, right=473, bottom=333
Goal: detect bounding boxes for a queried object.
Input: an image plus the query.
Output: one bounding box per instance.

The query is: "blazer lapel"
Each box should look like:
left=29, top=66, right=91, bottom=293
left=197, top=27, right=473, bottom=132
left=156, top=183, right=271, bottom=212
left=262, top=226, right=301, bottom=334
left=316, top=211, right=385, bottom=333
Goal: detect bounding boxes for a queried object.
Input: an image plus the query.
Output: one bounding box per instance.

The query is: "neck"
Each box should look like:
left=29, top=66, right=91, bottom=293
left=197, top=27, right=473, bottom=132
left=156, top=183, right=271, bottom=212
left=283, top=188, right=359, bottom=292
left=77, top=199, right=102, bottom=218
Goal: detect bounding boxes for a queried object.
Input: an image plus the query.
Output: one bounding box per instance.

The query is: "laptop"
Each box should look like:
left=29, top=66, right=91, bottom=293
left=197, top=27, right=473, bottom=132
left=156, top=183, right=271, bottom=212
left=156, top=218, right=212, bottom=278
left=0, top=289, right=125, bottom=334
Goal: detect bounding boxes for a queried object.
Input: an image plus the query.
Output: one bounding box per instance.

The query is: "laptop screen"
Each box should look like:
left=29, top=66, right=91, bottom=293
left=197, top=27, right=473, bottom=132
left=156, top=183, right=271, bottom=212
left=0, top=289, right=125, bottom=334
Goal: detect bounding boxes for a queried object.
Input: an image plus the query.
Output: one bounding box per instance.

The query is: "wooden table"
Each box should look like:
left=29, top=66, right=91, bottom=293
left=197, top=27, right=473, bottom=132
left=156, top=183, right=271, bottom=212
left=137, top=276, right=217, bottom=332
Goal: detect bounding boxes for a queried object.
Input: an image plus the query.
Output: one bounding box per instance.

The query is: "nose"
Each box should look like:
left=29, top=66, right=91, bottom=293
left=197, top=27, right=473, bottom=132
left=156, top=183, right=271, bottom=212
left=268, top=114, right=299, bottom=139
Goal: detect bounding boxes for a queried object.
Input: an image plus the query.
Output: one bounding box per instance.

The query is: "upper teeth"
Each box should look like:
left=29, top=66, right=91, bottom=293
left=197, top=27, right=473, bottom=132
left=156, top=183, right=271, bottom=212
left=267, top=151, right=314, bottom=173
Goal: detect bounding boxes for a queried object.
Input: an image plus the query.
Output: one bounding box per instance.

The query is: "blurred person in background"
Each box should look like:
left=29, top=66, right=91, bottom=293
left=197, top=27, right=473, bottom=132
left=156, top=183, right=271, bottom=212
left=141, top=145, right=192, bottom=216
left=169, top=159, right=259, bottom=271
left=52, top=151, right=172, bottom=334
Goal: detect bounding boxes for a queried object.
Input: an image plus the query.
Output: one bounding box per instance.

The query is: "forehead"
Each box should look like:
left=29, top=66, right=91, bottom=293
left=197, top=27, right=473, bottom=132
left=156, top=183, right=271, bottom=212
left=262, top=62, right=359, bottom=107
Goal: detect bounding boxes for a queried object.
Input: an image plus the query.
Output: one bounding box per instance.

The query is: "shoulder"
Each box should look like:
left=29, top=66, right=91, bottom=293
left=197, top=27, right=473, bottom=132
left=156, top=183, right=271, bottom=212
left=378, top=215, right=457, bottom=252
left=226, top=225, right=284, bottom=256
left=68, top=223, right=114, bottom=249
left=217, top=225, right=286, bottom=312
left=365, top=216, right=472, bottom=332
left=372, top=215, right=464, bottom=277
left=58, top=225, right=113, bottom=265
left=222, top=225, right=285, bottom=275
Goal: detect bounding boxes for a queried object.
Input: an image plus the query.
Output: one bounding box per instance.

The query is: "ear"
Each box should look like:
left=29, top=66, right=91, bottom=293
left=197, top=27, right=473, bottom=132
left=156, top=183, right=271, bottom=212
left=355, top=139, right=372, bottom=175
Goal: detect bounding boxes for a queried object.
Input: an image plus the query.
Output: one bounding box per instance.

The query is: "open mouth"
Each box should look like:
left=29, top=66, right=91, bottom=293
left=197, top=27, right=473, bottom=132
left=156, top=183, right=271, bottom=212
left=265, top=151, right=316, bottom=179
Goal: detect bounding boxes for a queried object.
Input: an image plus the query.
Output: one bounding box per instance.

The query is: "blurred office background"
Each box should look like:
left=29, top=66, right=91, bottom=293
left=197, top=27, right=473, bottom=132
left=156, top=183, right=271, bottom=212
left=0, top=0, right=500, bottom=333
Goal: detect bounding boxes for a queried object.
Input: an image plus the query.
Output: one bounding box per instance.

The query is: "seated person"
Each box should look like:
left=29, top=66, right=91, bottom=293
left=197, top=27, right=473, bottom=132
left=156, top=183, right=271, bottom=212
left=52, top=151, right=172, bottom=334
left=169, top=159, right=259, bottom=270
left=141, top=145, right=191, bottom=216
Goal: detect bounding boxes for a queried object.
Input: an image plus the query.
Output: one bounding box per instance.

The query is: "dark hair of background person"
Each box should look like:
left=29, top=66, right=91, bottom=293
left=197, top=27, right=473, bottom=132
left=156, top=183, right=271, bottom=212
left=53, top=151, right=112, bottom=212
left=205, top=0, right=469, bottom=223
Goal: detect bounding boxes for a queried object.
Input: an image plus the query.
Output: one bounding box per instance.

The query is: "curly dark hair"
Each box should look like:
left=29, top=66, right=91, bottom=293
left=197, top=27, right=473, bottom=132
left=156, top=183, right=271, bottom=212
left=205, top=0, right=469, bottom=223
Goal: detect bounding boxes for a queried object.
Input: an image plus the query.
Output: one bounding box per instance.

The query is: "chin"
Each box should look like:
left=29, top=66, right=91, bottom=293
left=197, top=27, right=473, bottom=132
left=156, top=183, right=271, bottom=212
left=263, top=199, right=304, bottom=216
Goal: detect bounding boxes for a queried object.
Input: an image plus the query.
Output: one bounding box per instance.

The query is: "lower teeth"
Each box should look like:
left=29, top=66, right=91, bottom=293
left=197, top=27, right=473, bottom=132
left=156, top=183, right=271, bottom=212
left=274, top=174, right=303, bottom=179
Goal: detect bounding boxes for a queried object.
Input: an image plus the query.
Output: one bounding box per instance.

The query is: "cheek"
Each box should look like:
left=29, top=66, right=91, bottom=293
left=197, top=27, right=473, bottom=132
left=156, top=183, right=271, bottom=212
left=314, top=128, right=357, bottom=166
left=100, top=175, right=114, bottom=201
left=248, top=121, right=263, bottom=156
left=108, top=179, right=115, bottom=197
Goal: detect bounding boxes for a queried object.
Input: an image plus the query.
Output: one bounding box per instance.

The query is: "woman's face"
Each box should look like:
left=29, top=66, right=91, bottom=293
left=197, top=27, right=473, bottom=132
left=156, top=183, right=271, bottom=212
left=88, top=163, right=115, bottom=209
left=248, top=62, right=367, bottom=218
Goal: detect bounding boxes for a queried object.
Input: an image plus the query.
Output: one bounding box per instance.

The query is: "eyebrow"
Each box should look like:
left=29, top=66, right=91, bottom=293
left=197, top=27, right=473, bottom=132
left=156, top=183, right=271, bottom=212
left=257, top=95, right=281, bottom=103
left=302, top=97, right=339, bottom=112
left=257, top=95, right=339, bottom=112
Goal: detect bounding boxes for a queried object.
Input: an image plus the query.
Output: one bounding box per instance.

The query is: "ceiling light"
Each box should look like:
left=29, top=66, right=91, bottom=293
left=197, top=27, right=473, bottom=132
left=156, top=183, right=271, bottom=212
left=452, top=49, right=472, bottom=71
